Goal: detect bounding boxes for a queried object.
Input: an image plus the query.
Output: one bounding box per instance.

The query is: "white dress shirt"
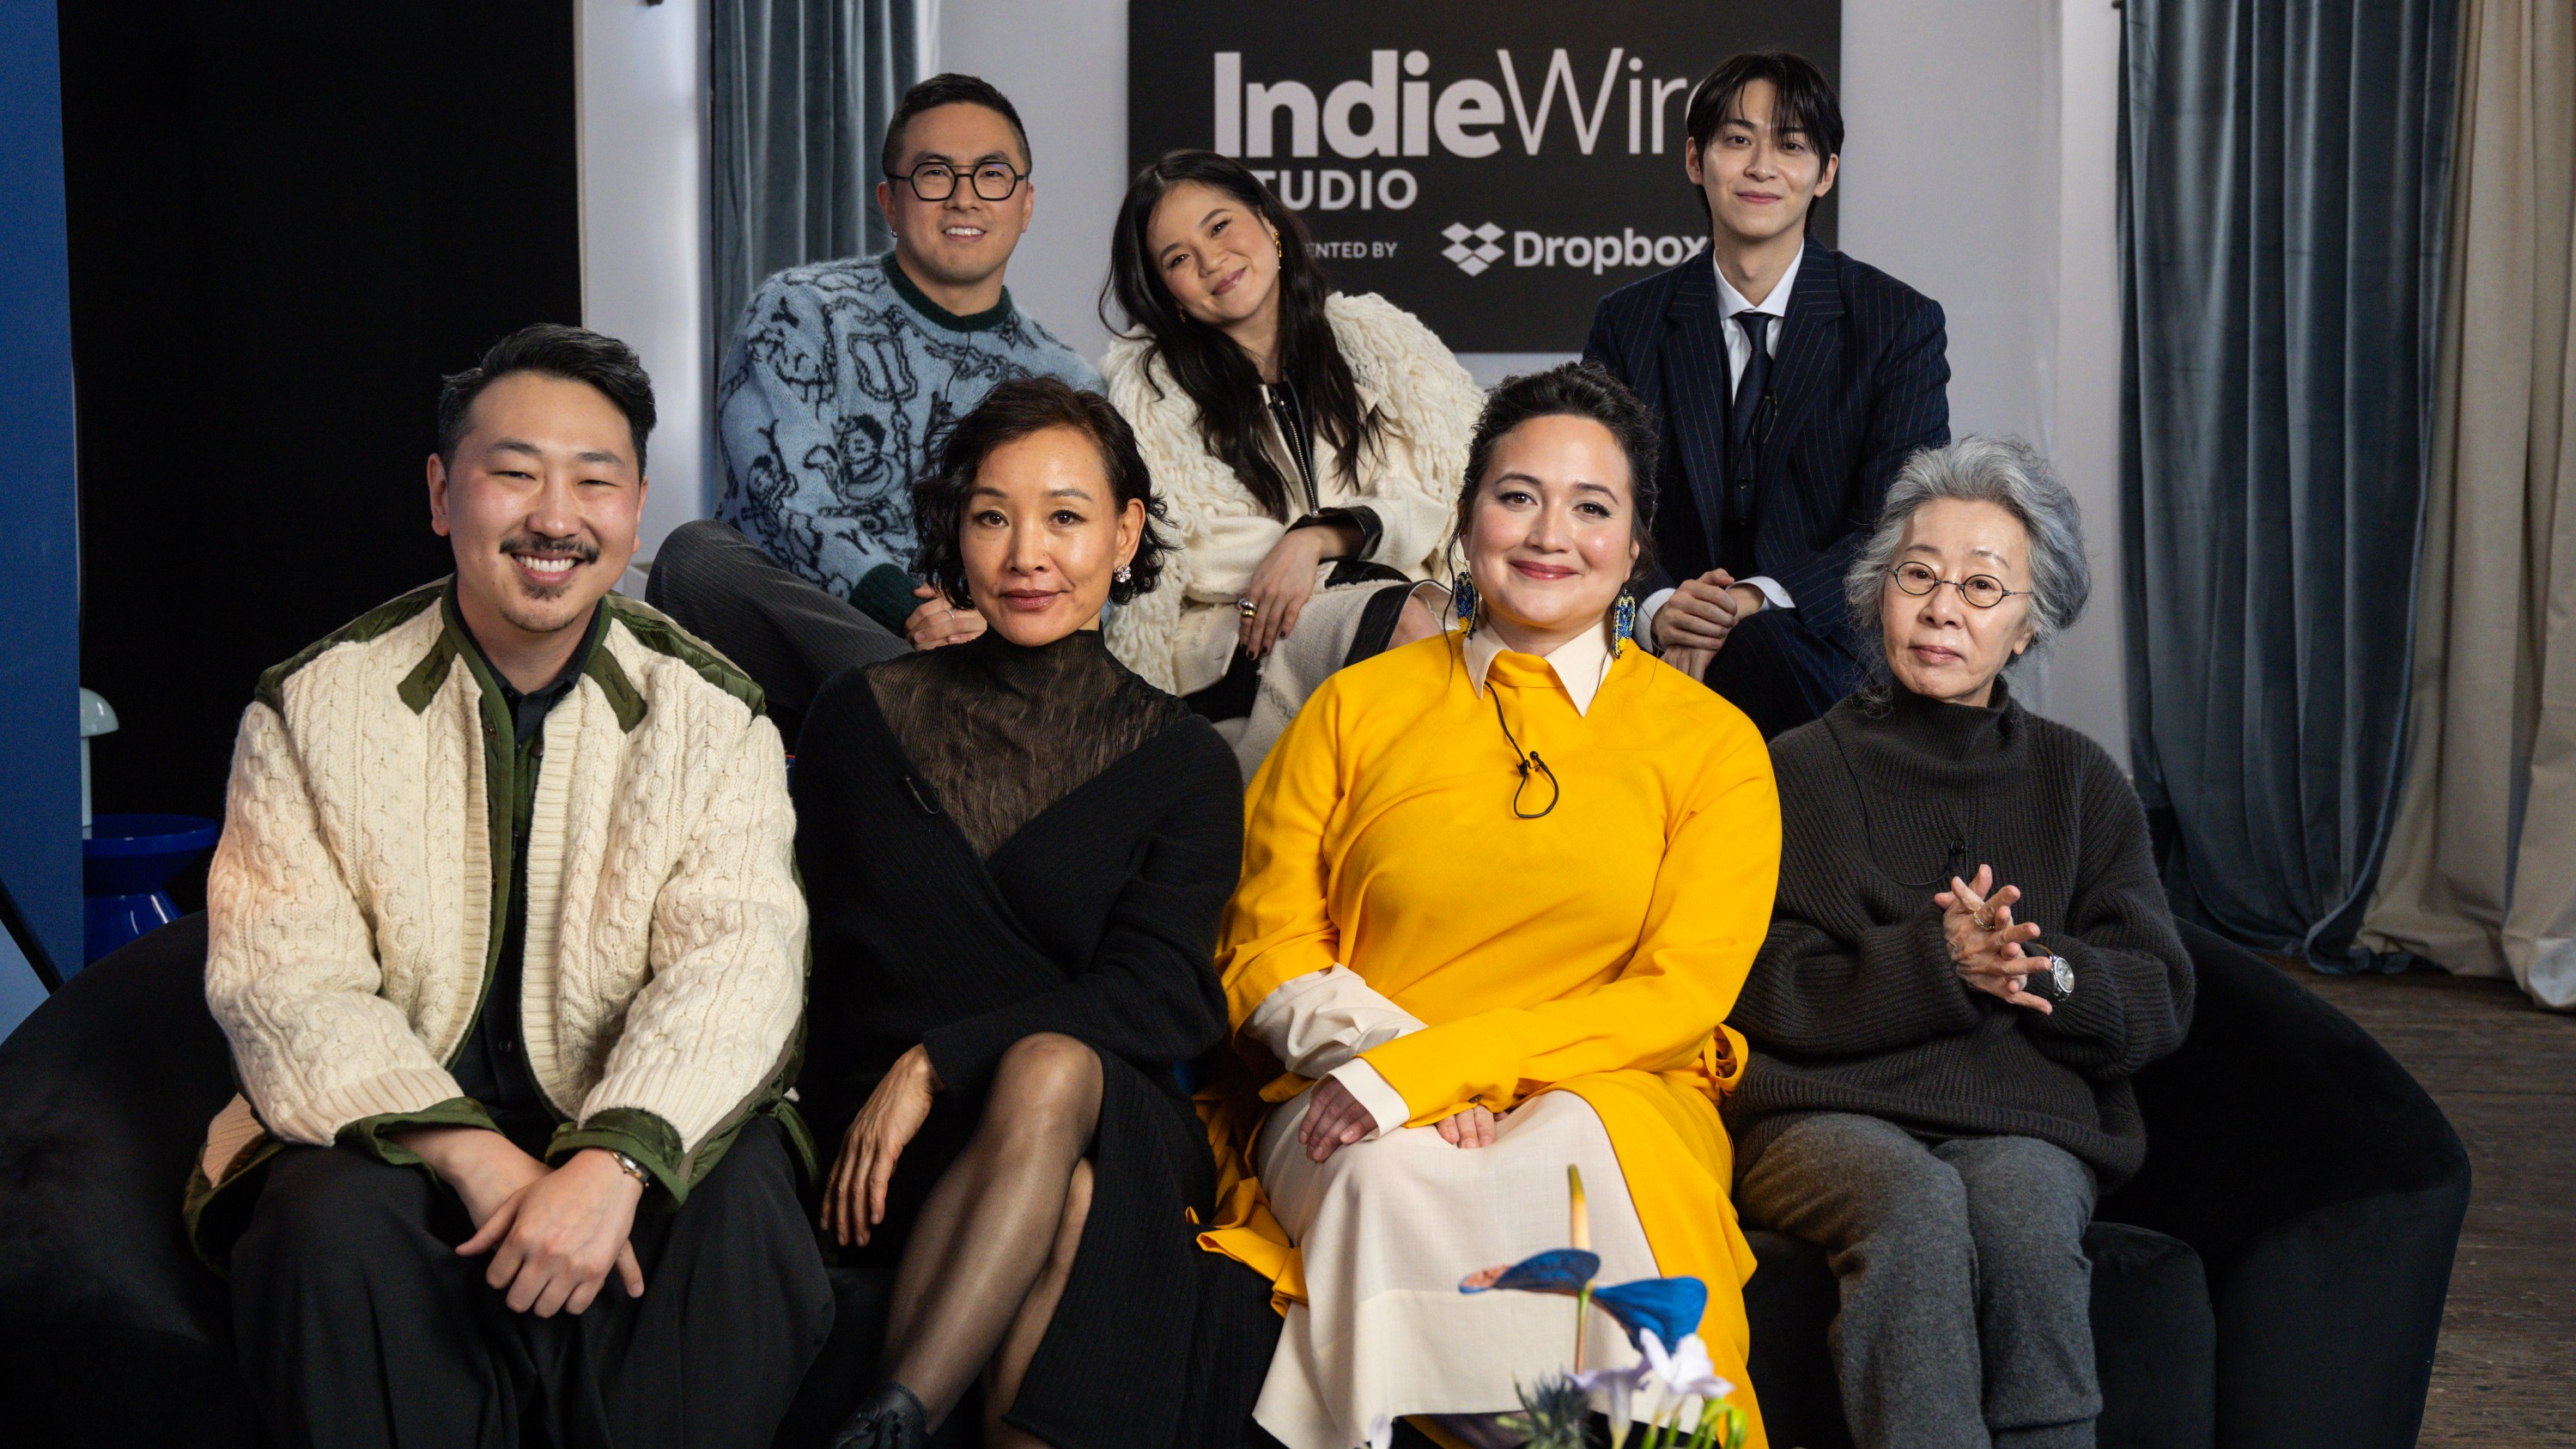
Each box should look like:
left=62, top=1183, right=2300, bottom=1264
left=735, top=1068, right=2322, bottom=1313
left=1638, top=247, right=1803, bottom=652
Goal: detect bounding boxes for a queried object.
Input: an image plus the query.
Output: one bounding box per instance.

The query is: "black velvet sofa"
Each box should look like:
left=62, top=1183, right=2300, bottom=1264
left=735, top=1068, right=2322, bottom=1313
left=1741, top=917, right=2469, bottom=1449
left=0, top=917, right=2464, bottom=1449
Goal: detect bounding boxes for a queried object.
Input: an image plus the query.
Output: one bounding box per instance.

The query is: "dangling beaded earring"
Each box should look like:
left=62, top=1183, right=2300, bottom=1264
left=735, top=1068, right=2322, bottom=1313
left=1450, top=569, right=1481, bottom=638
left=1613, top=592, right=1637, bottom=659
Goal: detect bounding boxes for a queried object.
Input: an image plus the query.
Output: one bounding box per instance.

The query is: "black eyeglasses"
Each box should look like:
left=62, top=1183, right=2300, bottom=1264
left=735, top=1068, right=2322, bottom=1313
left=890, top=161, right=1026, bottom=202
left=1886, top=561, right=2032, bottom=610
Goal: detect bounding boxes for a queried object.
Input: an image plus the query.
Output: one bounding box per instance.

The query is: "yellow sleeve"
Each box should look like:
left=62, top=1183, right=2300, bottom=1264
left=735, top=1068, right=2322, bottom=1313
left=1216, top=679, right=1351, bottom=1027
left=1361, top=717, right=1782, bottom=1122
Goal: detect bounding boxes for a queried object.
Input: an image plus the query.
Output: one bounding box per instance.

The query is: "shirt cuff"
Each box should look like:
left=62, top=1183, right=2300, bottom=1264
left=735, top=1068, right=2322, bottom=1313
left=1245, top=964, right=1428, bottom=1078
left=1637, top=587, right=1678, bottom=654
left=1324, top=1058, right=1411, bottom=1141
left=1739, top=575, right=1795, bottom=611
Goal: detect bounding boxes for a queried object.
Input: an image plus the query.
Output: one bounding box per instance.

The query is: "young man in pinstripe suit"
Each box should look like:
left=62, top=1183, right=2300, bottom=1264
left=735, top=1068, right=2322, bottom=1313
left=1584, top=51, right=1951, bottom=739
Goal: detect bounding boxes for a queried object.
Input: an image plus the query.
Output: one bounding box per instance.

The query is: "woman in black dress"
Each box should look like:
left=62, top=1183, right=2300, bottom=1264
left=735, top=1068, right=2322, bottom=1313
left=798, top=377, right=1276, bottom=1449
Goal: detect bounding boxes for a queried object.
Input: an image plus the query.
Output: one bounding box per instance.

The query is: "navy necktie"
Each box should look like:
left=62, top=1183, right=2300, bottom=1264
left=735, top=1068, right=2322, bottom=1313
left=1728, top=310, right=1774, bottom=527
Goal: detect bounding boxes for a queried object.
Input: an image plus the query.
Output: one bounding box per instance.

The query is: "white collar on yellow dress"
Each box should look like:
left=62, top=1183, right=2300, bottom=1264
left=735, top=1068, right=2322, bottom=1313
left=1461, top=618, right=1619, bottom=716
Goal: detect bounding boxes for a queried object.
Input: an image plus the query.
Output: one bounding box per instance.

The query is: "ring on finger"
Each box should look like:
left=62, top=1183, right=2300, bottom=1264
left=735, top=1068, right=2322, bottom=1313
left=1237, top=597, right=1260, bottom=618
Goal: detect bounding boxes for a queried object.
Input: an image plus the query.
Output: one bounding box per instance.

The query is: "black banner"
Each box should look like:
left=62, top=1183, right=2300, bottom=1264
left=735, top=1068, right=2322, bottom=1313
left=1127, top=1, right=1840, bottom=353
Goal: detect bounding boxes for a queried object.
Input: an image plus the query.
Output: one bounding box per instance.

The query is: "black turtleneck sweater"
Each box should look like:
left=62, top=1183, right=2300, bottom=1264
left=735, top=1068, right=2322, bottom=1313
left=1726, top=679, right=2194, bottom=1186
left=795, top=627, right=1224, bottom=1124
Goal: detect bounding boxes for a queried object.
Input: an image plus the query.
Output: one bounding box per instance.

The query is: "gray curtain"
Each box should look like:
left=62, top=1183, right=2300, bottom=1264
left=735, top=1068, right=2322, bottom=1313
left=2118, top=0, right=2460, bottom=965
left=2361, top=0, right=2576, bottom=1009
left=709, top=0, right=919, bottom=365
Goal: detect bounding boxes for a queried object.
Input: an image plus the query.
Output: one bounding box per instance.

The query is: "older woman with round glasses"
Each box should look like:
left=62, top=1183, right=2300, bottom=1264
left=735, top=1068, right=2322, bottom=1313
left=1724, top=437, right=2194, bottom=1449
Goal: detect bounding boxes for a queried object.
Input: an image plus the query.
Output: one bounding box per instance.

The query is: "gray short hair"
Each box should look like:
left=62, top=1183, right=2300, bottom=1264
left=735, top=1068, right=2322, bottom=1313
left=1845, top=436, right=2092, bottom=672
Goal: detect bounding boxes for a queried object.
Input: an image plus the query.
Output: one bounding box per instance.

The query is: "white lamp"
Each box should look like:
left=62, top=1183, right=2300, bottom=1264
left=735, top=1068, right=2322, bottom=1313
left=79, top=687, right=118, bottom=838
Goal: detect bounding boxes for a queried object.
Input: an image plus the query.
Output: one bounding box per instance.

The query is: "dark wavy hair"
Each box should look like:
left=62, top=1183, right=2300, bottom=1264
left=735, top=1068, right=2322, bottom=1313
left=910, top=376, right=1170, bottom=609
left=1100, top=149, right=1382, bottom=521
left=1455, top=362, right=1661, bottom=588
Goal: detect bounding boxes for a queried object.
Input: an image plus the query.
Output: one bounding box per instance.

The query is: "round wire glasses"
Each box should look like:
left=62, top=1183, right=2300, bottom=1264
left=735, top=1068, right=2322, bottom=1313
left=1886, top=560, right=2032, bottom=609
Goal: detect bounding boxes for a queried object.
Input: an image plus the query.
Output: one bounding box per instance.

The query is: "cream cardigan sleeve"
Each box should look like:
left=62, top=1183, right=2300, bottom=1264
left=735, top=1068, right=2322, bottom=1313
left=203, top=703, right=467, bottom=1146
left=575, top=708, right=809, bottom=1156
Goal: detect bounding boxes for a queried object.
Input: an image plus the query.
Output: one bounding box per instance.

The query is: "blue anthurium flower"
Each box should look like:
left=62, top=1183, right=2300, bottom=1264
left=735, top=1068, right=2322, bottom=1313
left=1589, top=1275, right=1709, bottom=1352
left=1459, top=1248, right=1602, bottom=1297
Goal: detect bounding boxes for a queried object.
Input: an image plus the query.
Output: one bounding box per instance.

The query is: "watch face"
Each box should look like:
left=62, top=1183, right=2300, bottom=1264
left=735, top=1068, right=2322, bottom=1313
left=2050, top=957, right=2075, bottom=996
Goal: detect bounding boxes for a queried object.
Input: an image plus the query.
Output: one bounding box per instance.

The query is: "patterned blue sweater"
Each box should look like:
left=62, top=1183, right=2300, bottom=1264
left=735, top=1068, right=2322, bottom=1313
left=714, top=253, right=1099, bottom=618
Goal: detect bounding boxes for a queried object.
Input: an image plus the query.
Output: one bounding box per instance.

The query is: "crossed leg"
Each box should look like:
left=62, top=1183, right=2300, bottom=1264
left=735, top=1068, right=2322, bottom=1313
left=878, top=1032, right=1103, bottom=1442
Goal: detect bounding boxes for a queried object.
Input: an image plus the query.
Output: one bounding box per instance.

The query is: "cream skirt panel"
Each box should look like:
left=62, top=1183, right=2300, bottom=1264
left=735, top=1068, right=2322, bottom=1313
left=1250, top=1087, right=1658, bottom=1449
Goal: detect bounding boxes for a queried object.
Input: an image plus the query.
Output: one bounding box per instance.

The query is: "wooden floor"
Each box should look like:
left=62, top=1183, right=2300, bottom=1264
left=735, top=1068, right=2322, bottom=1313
left=2283, top=963, right=2576, bottom=1448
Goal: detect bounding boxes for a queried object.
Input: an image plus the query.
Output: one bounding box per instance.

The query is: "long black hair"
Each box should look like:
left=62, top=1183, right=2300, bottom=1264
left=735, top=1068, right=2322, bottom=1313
left=1101, top=149, right=1381, bottom=521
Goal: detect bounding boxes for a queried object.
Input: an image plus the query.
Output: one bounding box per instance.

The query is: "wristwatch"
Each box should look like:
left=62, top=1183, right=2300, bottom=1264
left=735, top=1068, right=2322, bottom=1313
left=607, top=1150, right=652, bottom=1188
left=2035, top=954, right=2076, bottom=999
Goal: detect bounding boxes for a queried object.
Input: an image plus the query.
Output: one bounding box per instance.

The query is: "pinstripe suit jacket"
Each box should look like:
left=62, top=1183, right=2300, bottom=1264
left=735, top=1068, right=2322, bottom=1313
left=1583, top=239, right=1949, bottom=653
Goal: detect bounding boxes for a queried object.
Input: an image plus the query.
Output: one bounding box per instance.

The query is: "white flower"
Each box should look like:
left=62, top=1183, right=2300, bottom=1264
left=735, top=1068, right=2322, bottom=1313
left=1639, top=1329, right=1735, bottom=1403
left=1571, top=1360, right=1655, bottom=1441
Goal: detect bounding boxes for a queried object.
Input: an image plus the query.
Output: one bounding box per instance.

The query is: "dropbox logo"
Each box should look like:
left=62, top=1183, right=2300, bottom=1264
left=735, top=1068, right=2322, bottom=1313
left=1441, top=222, right=1506, bottom=275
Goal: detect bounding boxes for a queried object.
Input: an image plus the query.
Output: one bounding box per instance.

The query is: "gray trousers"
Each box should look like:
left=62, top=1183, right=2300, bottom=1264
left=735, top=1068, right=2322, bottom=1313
left=1737, top=1113, right=2101, bottom=1449
left=644, top=519, right=908, bottom=749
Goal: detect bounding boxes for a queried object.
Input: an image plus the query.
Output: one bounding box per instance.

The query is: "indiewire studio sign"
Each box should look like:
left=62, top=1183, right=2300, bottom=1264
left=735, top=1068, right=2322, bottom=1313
left=1127, top=1, right=1840, bottom=354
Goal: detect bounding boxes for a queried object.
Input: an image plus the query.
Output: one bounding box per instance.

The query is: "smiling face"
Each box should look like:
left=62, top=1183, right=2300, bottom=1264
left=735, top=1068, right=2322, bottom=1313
left=1144, top=179, right=1282, bottom=335
left=876, top=101, right=1034, bottom=296
left=958, top=425, right=1145, bottom=646
left=1686, top=78, right=1838, bottom=249
left=1880, top=496, right=2039, bottom=706
left=428, top=371, right=645, bottom=654
left=1464, top=414, right=1642, bottom=651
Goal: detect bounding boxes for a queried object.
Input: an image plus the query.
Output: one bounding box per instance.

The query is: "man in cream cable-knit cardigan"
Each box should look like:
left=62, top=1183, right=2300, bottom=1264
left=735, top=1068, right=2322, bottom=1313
left=188, top=325, right=829, bottom=1448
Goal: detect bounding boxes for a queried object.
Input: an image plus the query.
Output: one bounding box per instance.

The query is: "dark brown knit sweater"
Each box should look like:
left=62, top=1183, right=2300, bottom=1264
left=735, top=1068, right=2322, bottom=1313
left=1725, top=679, right=2195, bottom=1187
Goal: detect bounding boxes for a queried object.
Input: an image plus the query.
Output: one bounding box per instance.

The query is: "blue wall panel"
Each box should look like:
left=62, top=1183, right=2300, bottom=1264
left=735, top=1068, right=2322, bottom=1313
left=0, top=0, right=84, bottom=1032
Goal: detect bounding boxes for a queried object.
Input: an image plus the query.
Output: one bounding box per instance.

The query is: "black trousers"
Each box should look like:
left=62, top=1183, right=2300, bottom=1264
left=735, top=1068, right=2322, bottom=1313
left=230, top=1115, right=833, bottom=1449
left=1704, top=606, right=1864, bottom=740
left=646, top=519, right=909, bottom=749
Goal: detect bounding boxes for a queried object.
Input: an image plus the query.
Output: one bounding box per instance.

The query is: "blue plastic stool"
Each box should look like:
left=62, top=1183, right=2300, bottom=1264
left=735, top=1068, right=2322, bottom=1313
left=82, top=813, right=221, bottom=967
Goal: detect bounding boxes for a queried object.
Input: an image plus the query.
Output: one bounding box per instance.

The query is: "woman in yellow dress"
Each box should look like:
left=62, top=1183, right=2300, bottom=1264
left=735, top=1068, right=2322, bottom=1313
left=1197, top=363, right=1780, bottom=1449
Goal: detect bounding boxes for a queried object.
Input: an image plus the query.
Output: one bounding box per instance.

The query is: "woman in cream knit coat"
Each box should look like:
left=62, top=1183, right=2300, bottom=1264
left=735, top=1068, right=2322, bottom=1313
left=1099, top=151, right=1485, bottom=764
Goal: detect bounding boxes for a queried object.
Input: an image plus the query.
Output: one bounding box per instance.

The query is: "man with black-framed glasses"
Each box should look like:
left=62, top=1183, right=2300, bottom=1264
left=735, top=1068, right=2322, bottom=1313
left=656, top=74, right=1100, bottom=746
